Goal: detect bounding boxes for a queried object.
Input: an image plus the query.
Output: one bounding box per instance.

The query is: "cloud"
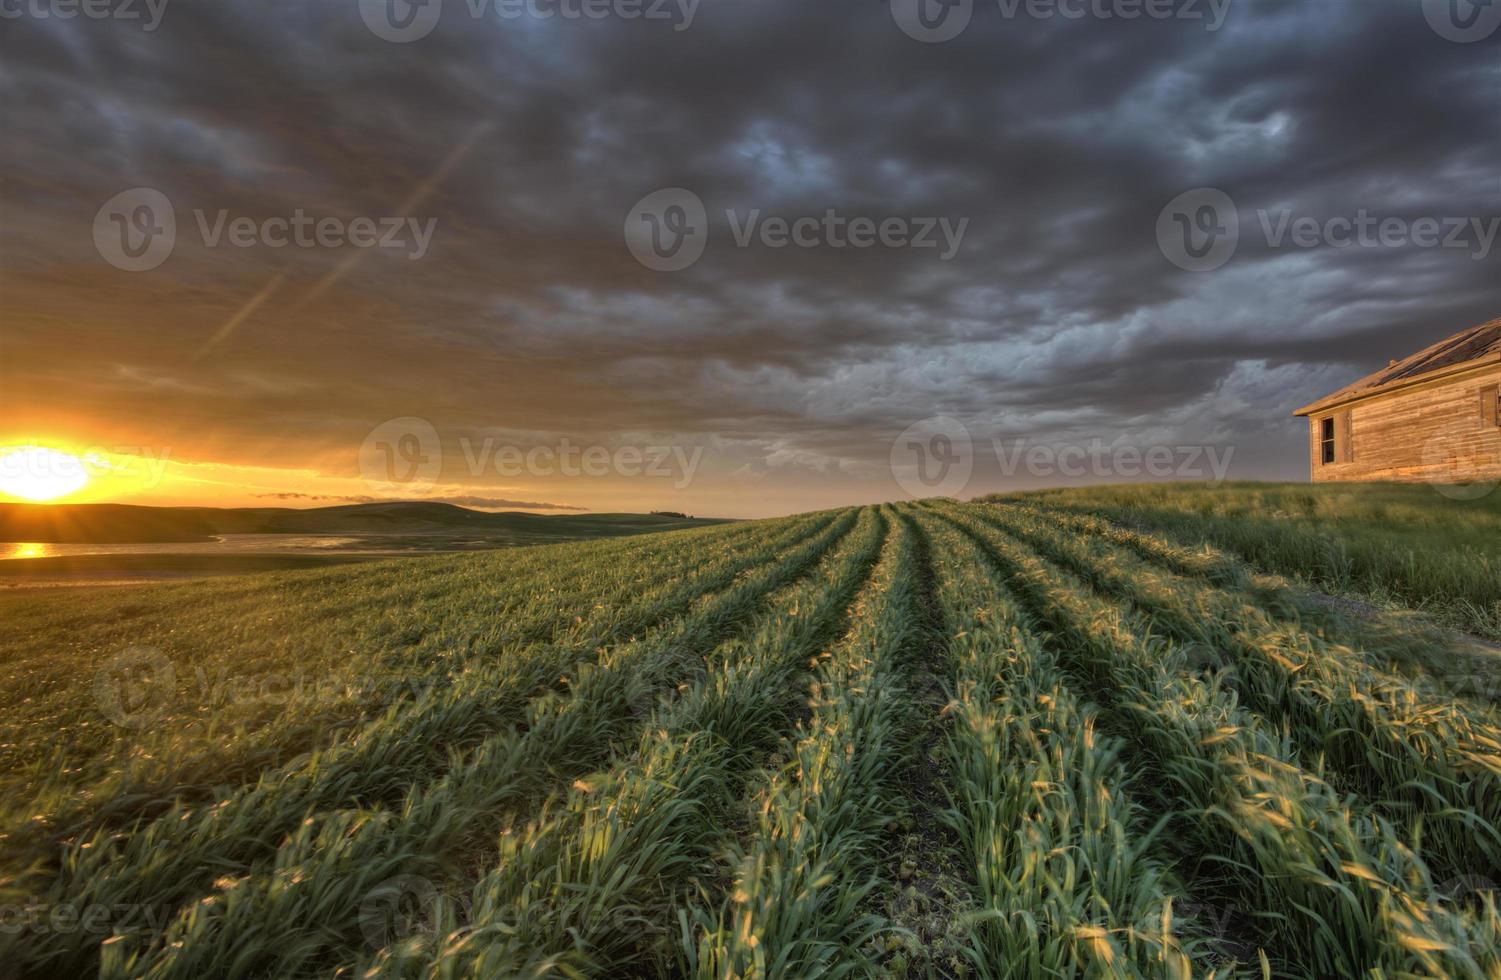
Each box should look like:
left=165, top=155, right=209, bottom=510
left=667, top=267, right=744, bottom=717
left=3, top=0, right=1498, bottom=513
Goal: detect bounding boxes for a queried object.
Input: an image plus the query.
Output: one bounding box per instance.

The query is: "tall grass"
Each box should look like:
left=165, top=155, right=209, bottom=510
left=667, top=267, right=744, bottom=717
left=352, top=509, right=890, bottom=978
left=916, top=511, right=1192, bottom=977
left=973, top=502, right=1501, bottom=887
left=679, top=507, right=920, bottom=978
left=992, top=482, right=1501, bottom=639
left=932, top=501, right=1501, bottom=977
left=12, top=512, right=848, bottom=978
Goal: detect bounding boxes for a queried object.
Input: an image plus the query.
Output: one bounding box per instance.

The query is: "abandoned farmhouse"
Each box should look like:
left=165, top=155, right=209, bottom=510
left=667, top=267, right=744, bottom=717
left=1295, top=317, right=1501, bottom=484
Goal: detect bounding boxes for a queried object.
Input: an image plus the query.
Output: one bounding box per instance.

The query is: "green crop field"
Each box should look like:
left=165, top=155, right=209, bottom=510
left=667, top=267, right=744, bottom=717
left=3, top=493, right=1501, bottom=978
left=991, top=482, right=1501, bottom=641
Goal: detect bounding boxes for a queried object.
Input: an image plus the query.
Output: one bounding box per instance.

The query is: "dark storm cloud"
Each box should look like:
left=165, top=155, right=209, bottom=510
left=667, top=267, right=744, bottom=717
left=2, top=0, right=1497, bottom=504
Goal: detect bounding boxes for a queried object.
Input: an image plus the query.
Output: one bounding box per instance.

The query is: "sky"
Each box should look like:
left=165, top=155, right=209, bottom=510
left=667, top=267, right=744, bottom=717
left=1, top=0, right=1499, bottom=518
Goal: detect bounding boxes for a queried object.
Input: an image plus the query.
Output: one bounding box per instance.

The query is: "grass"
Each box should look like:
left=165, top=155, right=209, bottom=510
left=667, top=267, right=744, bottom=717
left=679, top=508, right=916, bottom=978
left=0, top=518, right=790, bottom=828
left=988, top=481, right=1501, bottom=639
left=928, top=501, right=1501, bottom=976
left=3, top=487, right=1500, bottom=978
left=919, top=511, right=1187, bottom=976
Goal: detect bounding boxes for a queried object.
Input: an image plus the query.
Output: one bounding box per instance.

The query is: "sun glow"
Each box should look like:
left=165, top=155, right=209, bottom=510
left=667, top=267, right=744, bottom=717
left=0, top=446, right=92, bottom=502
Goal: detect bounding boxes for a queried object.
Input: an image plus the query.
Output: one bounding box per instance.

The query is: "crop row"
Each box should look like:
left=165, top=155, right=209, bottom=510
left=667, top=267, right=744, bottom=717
left=678, top=507, right=921, bottom=978
left=14, top=510, right=840, bottom=977
left=975, top=502, right=1501, bottom=887
left=18, top=498, right=1501, bottom=978
left=992, top=484, right=1501, bottom=640
left=916, top=511, right=1192, bottom=977
left=95, top=509, right=864, bottom=980
left=353, top=508, right=891, bottom=978
left=928, top=502, right=1501, bottom=977
left=1014, top=504, right=1501, bottom=695
left=7, top=515, right=778, bottom=848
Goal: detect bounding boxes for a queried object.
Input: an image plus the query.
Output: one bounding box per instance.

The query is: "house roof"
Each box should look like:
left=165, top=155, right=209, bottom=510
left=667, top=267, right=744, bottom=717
left=1294, top=315, right=1501, bottom=416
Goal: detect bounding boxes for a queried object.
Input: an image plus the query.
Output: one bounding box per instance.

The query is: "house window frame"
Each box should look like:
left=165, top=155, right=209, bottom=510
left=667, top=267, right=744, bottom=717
left=1320, top=416, right=1336, bottom=465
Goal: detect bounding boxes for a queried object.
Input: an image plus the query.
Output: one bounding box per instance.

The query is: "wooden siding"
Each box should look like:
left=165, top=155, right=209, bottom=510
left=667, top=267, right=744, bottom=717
left=1308, top=364, right=1501, bottom=483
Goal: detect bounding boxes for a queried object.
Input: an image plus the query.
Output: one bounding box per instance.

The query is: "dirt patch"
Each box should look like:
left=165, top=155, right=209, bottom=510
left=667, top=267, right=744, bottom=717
left=872, top=515, right=976, bottom=979
left=877, top=671, right=974, bottom=979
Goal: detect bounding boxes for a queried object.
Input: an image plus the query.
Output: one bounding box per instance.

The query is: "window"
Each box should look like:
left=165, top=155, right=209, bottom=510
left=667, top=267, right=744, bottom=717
left=1320, top=417, right=1336, bottom=465
left=1484, top=385, right=1500, bottom=428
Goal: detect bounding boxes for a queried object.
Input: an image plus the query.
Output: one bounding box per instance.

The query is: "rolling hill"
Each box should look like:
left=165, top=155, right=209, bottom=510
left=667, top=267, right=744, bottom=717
left=0, top=501, right=725, bottom=543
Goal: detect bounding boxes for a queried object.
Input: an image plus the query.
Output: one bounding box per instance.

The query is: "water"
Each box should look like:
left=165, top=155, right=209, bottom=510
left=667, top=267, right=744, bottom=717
left=0, top=535, right=373, bottom=561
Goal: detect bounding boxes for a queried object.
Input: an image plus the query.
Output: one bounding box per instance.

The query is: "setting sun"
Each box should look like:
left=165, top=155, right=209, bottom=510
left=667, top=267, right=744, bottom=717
left=0, top=446, right=91, bottom=502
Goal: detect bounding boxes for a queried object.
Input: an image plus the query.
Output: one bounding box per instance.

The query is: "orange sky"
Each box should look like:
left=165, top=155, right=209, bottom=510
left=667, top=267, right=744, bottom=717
left=0, top=435, right=902, bottom=518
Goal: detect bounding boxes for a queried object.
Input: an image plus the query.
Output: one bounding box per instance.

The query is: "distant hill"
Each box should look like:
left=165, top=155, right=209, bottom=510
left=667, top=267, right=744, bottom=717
left=0, top=502, right=727, bottom=543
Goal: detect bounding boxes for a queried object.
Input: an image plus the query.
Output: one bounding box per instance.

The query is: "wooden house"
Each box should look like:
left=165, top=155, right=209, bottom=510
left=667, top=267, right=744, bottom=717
left=1294, top=316, right=1501, bottom=484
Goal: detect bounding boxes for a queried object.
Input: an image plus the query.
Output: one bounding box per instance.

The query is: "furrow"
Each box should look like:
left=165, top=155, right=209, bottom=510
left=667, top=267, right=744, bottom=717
left=368, top=508, right=890, bottom=979
left=99, top=510, right=868, bottom=980
left=930, top=502, right=1501, bottom=978
left=679, top=505, right=919, bottom=978
left=973, top=502, right=1501, bottom=887
left=6, top=516, right=776, bottom=854
left=914, top=508, right=1193, bottom=978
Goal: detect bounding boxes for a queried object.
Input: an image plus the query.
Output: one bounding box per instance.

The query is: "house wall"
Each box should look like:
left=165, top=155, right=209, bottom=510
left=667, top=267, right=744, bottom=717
left=1308, top=365, right=1501, bottom=483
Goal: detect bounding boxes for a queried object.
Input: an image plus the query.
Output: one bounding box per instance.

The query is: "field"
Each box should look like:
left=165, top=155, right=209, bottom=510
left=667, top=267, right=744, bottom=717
left=3, top=492, right=1501, bottom=977
left=991, top=482, right=1501, bottom=640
